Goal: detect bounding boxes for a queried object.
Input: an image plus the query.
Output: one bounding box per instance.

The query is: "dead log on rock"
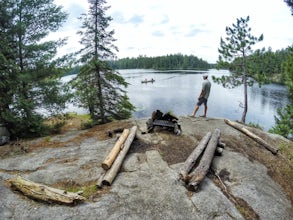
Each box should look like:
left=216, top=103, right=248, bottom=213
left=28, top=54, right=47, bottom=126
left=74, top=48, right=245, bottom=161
left=224, top=119, right=278, bottom=155
left=102, top=126, right=137, bottom=186
left=179, top=132, right=212, bottom=182
left=188, top=128, right=221, bottom=191
left=7, top=176, right=86, bottom=205
left=102, top=128, right=130, bottom=170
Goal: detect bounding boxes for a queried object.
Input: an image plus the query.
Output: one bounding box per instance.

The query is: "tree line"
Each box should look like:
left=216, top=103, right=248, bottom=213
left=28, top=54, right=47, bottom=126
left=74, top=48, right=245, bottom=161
left=109, top=54, right=211, bottom=70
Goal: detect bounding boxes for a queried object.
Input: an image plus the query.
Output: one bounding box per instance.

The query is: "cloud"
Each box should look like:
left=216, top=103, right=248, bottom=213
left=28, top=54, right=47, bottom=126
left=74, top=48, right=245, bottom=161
left=152, top=31, right=164, bottom=37
left=128, top=14, right=144, bottom=26
left=185, top=28, right=207, bottom=37
left=52, top=0, right=293, bottom=63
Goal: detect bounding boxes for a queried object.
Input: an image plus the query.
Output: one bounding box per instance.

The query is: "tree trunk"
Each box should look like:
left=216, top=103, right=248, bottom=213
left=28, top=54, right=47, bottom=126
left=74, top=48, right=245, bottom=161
left=8, top=176, right=86, bottom=205
left=102, top=128, right=130, bottom=170
left=241, top=57, right=248, bottom=123
left=188, top=129, right=221, bottom=191
left=224, top=119, right=278, bottom=154
left=179, top=132, right=212, bottom=182
left=102, top=126, right=137, bottom=186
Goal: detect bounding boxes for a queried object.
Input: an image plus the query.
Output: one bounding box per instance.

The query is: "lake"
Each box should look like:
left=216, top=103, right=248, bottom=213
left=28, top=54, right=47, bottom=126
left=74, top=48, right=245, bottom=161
left=64, top=69, right=289, bottom=131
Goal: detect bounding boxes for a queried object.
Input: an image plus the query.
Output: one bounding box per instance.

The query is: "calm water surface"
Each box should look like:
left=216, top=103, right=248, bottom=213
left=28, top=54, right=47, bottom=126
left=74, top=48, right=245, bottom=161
left=118, top=69, right=289, bottom=131
left=63, top=69, right=288, bottom=131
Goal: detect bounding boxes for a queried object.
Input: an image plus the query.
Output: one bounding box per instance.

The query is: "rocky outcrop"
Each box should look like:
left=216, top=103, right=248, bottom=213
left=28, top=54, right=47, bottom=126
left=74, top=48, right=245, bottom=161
left=0, top=116, right=292, bottom=219
left=0, top=125, right=10, bottom=146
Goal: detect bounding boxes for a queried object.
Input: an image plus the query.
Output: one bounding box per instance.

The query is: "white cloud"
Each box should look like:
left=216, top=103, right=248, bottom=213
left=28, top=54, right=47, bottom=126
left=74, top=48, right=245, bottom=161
left=52, top=0, right=293, bottom=63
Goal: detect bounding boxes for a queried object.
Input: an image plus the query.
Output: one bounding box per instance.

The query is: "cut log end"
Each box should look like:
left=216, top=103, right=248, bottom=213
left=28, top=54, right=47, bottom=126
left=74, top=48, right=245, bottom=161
left=187, top=181, right=200, bottom=192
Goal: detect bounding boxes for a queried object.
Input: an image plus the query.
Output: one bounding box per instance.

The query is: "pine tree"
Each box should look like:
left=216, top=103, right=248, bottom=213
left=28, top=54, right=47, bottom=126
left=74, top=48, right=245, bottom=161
left=72, top=0, right=134, bottom=124
left=214, top=16, right=263, bottom=123
left=270, top=46, right=293, bottom=138
left=0, top=0, right=68, bottom=138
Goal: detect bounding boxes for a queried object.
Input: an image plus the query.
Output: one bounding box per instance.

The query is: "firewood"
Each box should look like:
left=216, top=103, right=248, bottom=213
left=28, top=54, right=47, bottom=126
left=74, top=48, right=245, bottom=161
left=179, top=132, right=212, bottom=182
left=224, top=119, right=278, bottom=154
left=188, top=128, right=221, bottom=191
left=102, top=126, right=137, bottom=186
left=7, top=176, right=85, bottom=205
left=102, top=128, right=130, bottom=170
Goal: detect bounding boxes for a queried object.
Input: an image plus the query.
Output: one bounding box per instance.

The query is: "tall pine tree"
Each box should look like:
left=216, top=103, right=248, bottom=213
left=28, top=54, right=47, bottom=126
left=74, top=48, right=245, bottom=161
left=214, top=16, right=263, bottom=123
left=0, top=0, right=69, bottom=138
left=72, top=0, right=134, bottom=124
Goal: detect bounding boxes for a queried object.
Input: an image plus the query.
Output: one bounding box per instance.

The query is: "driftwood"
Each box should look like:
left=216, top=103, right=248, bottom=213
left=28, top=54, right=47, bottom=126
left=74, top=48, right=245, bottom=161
left=102, top=126, right=137, bottom=186
left=179, top=132, right=212, bottom=182
left=188, top=128, right=221, bottom=191
left=102, top=128, right=130, bottom=170
left=8, top=176, right=86, bottom=205
left=224, top=119, right=278, bottom=155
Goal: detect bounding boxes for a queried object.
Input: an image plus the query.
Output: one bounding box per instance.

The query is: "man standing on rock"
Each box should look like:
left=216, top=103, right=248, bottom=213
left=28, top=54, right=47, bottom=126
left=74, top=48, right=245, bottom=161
left=191, top=73, right=211, bottom=117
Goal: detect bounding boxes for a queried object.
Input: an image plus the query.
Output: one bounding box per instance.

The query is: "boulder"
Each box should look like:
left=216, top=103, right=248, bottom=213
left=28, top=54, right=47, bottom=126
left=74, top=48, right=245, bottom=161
left=0, top=125, right=10, bottom=146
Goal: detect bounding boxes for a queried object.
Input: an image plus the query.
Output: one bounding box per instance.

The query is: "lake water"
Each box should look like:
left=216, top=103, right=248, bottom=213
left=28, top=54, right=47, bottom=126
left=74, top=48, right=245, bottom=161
left=64, top=69, right=289, bottom=131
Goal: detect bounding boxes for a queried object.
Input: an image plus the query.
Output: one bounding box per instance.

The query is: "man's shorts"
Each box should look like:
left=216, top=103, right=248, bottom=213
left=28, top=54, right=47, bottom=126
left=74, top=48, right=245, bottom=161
left=197, top=97, right=208, bottom=106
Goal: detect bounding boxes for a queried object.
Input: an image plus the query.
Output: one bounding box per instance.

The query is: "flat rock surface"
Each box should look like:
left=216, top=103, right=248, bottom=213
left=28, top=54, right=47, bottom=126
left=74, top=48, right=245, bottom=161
left=0, top=116, right=292, bottom=219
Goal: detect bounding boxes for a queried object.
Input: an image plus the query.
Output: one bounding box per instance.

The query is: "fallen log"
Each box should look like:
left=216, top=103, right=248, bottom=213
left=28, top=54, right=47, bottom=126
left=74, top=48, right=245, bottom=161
left=102, top=128, right=130, bottom=170
left=188, top=128, right=221, bottom=191
left=102, top=126, right=137, bottom=186
left=224, top=119, right=278, bottom=155
left=179, top=132, right=212, bottom=182
left=7, top=176, right=86, bottom=205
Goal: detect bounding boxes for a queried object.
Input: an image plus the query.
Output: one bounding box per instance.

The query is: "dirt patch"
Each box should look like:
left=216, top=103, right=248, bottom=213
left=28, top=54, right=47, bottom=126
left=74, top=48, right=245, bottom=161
left=51, top=179, right=110, bottom=202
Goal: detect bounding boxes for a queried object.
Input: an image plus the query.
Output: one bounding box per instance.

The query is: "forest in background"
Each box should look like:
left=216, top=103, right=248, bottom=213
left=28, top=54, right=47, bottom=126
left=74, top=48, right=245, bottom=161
left=107, top=46, right=291, bottom=85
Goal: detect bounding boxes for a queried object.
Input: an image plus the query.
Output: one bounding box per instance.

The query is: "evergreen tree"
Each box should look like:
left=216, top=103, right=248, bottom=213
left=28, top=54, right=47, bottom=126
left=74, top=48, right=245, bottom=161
left=213, top=16, right=263, bottom=123
left=270, top=46, right=293, bottom=138
left=0, top=0, right=68, bottom=138
left=72, top=0, right=134, bottom=124
left=284, top=0, right=293, bottom=15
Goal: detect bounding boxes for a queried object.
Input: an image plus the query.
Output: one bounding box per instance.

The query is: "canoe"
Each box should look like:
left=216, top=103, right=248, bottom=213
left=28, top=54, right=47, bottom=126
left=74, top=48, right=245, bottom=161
left=141, top=79, right=155, bottom=83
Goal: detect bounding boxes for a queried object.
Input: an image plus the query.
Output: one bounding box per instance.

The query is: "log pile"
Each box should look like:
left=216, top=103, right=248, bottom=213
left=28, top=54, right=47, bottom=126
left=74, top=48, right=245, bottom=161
left=179, top=128, right=223, bottom=191
left=97, top=126, right=137, bottom=188
left=7, top=176, right=86, bottom=205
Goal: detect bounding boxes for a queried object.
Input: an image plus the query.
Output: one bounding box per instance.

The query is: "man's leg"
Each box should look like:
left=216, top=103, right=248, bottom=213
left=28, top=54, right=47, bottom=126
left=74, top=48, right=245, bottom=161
left=192, top=105, right=200, bottom=117
left=201, top=99, right=208, bottom=117
left=203, top=105, right=207, bottom=117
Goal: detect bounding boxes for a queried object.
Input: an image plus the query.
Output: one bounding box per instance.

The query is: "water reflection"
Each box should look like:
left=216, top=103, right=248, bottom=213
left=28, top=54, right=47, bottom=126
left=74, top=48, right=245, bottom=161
left=119, top=69, right=288, bottom=131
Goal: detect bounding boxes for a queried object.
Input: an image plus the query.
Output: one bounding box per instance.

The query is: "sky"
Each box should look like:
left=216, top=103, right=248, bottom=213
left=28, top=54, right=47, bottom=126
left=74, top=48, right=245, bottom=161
left=53, top=0, right=293, bottom=63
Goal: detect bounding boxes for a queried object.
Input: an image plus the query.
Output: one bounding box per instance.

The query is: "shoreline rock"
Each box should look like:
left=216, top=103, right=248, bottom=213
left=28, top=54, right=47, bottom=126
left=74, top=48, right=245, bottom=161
left=0, top=116, right=292, bottom=219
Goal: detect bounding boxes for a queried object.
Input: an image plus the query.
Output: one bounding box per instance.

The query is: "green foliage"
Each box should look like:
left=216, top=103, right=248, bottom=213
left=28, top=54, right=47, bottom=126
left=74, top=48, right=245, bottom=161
left=214, top=16, right=263, bottom=123
left=244, top=47, right=290, bottom=85
left=270, top=46, right=293, bottom=139
left=248, top=122, right=263, bottom=130
left=109, top=54, right=211, bottom=70
left=0, top=0, right=69, bottom=138
left=72, top=0, right=135, bottom=124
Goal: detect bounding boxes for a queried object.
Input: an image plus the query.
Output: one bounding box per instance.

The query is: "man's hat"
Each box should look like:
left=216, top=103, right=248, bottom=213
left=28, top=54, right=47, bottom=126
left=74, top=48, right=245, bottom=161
left=203, top=73, right=208, bottom=78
